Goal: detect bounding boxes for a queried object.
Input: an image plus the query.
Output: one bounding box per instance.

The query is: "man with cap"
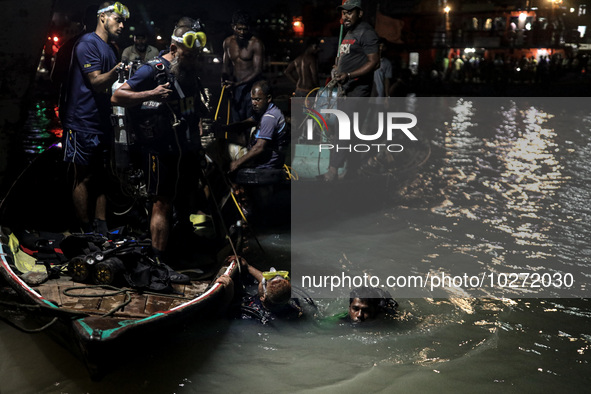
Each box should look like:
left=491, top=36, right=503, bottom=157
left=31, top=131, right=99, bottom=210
left=320, top=0, right=380, bottom=181
left=333, top=0, right=380, bottom=97
left=121, top=28, right=159, bottom=64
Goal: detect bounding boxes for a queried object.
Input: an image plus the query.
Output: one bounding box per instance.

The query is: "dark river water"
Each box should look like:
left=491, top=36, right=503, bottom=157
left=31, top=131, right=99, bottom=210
left=1, top=98, right=591, bottom=393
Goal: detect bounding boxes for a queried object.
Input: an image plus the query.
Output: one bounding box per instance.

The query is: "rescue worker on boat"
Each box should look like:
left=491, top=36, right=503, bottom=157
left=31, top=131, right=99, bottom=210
left=210, top=80, right=289, bottom=222
left=212, top=80, right=288, bottom=173
left=61, top=1, right=129, bottom=235
left=111, top=21, right=208, bottom=284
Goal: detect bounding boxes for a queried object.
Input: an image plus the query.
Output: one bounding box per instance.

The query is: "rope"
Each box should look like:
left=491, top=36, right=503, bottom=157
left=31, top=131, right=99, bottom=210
left=337, top=22, right=344, bottom=61
left=216, top=168, right=265, bottom=253
left=304, top=87, right=320, bottom=108
left=0, top=314, right=59, bottom=334
left=283, top=164, right=298, bottom=181
left=0, top=299, right=87, bottom=334
left=214, top=85, right=226, bottom=121
left=0, top=298, right=84, bottom=317
left=211, top=85, right=264, bottom=253
left=230, top=192, right=248, bottom=223
left=62, top=285, right=132, bottom=317
left=199, top=168, right=246, bottom=273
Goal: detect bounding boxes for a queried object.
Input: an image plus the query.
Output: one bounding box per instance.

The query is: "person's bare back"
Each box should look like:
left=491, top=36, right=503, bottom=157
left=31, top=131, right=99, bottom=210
left=289, top=54, right=319, bottom=92
left=285, top=38, right=319, bottom=95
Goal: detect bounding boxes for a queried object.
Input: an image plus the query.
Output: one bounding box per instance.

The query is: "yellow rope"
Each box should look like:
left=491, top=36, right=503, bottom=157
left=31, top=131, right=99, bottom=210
left=284, top=164, right=299, bottom=181
left=304, top=87, right=320, bottom=108
left=214, top=85, right=226, bottom=121
left=230, top=191, right=248, bottom=223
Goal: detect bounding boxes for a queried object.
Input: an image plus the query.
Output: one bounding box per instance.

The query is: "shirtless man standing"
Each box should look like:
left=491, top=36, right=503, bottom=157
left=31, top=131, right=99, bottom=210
left=285, top=37, right=320, bottom=97
left=222, top=10, right=265, bottom=122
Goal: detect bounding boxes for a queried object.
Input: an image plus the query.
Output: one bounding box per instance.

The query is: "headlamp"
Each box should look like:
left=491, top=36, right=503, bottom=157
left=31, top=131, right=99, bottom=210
left=171, top=30, right=207, bottom=49
left=97, top=2, right=130, bottom=19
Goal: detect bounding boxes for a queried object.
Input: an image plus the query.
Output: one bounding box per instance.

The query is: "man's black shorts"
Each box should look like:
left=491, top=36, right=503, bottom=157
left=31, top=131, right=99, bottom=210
left=63, top=129, right=109, bottom=167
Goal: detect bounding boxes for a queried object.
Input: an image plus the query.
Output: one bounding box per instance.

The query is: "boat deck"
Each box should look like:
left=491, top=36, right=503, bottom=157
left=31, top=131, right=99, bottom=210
left=34, top=275, right=215, bottom=319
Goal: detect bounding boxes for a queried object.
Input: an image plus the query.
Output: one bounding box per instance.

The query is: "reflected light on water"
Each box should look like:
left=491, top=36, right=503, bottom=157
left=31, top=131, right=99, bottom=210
left=435, top=101, right=565, bottom=252
left=492, top=106, right=562, bottom=246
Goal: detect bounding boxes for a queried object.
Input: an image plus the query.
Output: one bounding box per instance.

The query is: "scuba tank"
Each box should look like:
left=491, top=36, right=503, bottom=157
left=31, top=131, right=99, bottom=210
left=112, top=63, right=133, bottom=170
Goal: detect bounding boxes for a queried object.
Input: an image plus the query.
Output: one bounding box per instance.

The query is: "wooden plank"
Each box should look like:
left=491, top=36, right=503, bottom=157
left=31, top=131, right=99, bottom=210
left=37, top=284, right=63, bottom=306
left=123, top=294, right=148, bottom=316
left=169, top=299, right=185, bottom=309
left=63, top=297, right=101, bottom=312
left=99, top=294, right=128, bottom=314
left=185, top=282, right=209, bottom=298
left=145, top=295, right=175, bottom=314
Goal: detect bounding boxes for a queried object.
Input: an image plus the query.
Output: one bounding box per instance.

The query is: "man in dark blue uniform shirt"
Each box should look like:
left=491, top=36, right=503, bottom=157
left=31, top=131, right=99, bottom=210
left=61, top=1, right=129, bottom=234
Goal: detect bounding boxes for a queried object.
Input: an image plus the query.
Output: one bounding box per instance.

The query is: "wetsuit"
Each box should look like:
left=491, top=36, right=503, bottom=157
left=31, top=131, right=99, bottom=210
left=241, top=295, right=303, bottom=323
left=125, top=55, right=204, bottom=199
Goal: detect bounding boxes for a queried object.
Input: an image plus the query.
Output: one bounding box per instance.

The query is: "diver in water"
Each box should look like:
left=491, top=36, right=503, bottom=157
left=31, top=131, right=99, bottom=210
left=235, top=257, right=303, bottom=324
left=347, top=286, right=398, bottom=323
left=324, top=286, right=397, bottom=325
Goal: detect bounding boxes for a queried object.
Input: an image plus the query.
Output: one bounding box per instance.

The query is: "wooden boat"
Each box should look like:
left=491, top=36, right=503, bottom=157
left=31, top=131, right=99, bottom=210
left=289, top=136, right=431, bottom=223
left=0, top=144, right=242, bottom=380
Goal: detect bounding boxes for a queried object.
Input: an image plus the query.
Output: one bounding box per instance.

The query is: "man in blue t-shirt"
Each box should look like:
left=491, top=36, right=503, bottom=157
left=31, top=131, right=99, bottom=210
left=61, top=1, right=129, bottom=234
left=216, top=80, right=287, bottom=172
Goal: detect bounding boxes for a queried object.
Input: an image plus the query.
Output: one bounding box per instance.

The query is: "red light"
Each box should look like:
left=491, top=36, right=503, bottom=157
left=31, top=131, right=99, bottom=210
left=292, top=17, right=304, bottom=37
left=53, top=36, right=59, bottom=42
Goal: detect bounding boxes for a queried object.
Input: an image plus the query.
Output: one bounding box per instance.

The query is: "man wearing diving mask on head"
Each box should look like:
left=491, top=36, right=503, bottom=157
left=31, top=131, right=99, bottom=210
left=236, top=257, right=303, bottom=323
left=111, top=20, right=207, bottom=284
